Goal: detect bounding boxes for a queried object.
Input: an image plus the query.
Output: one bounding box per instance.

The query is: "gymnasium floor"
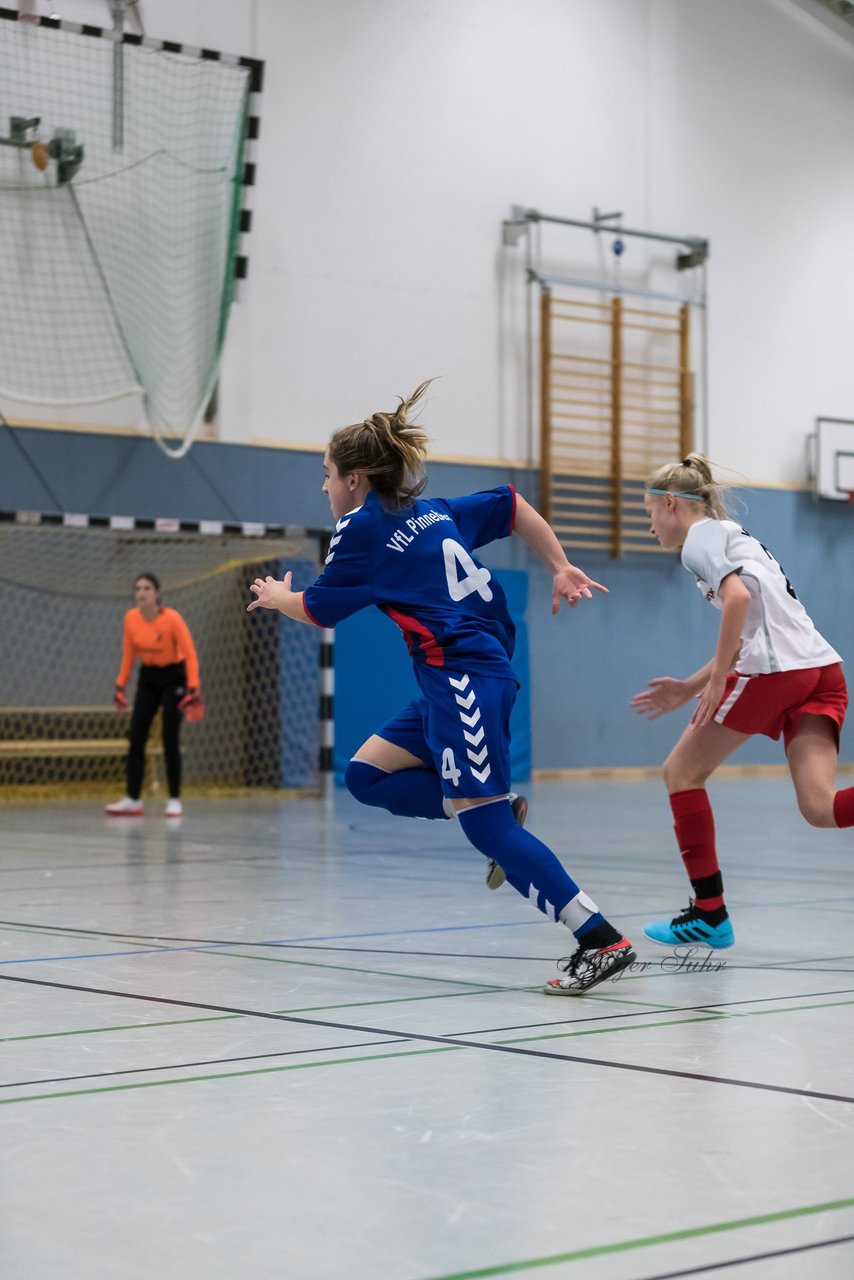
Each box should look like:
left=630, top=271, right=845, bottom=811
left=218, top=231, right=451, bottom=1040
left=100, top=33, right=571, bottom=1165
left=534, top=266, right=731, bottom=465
left=1, top=779, right=853, bottom=1280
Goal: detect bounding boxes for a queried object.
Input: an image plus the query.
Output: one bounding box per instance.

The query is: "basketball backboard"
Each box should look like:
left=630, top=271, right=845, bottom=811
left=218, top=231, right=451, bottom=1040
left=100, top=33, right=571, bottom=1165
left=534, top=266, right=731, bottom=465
left=809, top=417, right=854, bottom=501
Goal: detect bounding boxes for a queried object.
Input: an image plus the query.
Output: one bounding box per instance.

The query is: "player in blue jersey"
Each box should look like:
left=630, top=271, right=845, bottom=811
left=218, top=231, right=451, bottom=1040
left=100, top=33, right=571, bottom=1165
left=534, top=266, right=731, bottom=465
left=248, top=381, right=634, bottom=993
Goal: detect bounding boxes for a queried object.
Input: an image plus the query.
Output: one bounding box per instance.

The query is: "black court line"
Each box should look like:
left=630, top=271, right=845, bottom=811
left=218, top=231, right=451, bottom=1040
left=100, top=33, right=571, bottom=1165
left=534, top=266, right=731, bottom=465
left=2, top=917, right=853, bottom=975
left=20, top=985, right=845, bottom=1089
left=633, top=1231, right=854, bottom=1279
left=5, top=918, right=854, bottom=1024
left=0, top=1037, right=402, bottom=1091
left=7, top=980, right=854, bottom=1051
left=761, top=952, right=854, bottom=967
left=267, top=953, right=854, bottom=978
left=2, top=971, right=853, bottom=1105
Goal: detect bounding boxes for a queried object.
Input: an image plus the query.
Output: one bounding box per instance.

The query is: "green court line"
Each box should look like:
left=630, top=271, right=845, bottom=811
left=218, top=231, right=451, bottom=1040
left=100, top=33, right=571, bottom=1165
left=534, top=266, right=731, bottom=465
left=0, top=987, right=523, bottom=1044
left=0, top=1044, right=456, bottom=1104
left=574, top=992, right=687, bottom=1010
left=736, top=996, right=854, bottom=1020
left=291, top=987, right=526, bottom=1010
left=200, top=946, right=513, bottom=991
left=498, top=994, right=854, bottom=1048
left=0, top=1014, right=238, bottom=1044
left=203, top=945, right=733, bottom=1011
left=206, top=941, right=686, bottom=1011
left=4, top=991, right=854, bottom=1105
left=501, top=1013, right=727, bottom=1044
left=5, top=980, right=853, bottom=1054
left=420, top=1196, right=854, bottom=1280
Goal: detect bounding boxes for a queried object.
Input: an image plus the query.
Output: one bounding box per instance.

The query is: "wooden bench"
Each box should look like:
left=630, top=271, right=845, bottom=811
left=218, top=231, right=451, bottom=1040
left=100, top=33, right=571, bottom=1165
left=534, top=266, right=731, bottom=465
left=0, top=706, right=163, bottom=792
left=0, top=738, right=129, bottom=757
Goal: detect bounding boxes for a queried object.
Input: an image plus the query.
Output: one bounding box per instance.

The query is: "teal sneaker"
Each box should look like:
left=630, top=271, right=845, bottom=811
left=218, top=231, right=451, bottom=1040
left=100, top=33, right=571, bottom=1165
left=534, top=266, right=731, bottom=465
left=644, top=901, right=734, bottom=949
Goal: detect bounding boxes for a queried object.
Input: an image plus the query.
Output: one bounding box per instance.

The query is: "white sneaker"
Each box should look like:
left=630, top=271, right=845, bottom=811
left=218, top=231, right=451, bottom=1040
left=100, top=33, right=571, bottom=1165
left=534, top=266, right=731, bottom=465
left=105, top=796, right=143, bottom=816
left=165, top=799, right=183, bottom=818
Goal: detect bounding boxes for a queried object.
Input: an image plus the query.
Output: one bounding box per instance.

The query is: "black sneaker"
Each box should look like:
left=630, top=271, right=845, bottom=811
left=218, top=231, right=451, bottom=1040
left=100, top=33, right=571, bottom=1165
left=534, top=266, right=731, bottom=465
left=485, top=793, right=528, bottom=890
left=544, top=936, right=636, bottom=995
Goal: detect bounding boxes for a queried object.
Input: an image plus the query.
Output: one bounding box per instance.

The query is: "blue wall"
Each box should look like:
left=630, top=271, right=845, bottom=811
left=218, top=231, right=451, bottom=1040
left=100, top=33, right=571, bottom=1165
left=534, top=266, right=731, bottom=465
left=3, top=423, right=851, bottom=767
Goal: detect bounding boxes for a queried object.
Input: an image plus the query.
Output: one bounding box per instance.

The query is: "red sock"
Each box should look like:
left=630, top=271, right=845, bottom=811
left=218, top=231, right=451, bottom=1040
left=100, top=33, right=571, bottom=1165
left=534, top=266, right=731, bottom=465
left=670, top=788, right=725, bottom=912
left=833, top=787, right=854, bottom=828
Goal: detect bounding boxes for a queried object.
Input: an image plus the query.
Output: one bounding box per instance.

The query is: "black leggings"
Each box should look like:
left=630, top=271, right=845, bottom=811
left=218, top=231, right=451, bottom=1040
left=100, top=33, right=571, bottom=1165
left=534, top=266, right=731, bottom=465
left=126, top=663, right=186, bottom=800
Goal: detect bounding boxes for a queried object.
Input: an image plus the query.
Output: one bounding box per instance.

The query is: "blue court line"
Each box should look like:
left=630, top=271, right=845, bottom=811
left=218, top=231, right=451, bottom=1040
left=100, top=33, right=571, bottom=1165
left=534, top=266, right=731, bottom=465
left=0, top=946, right=222, bottom=966
left=0, top=916, right=554, bottom=957
left=0, top=918, right=555, bottom=966
left=4, top=902, right=854, bottom=968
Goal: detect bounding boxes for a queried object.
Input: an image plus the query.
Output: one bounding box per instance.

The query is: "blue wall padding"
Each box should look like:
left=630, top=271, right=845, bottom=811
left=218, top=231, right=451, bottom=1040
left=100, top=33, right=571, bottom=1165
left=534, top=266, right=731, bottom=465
left=277, top=558, right=321, bottom=788
left=3, top=424, right=851, bottom=766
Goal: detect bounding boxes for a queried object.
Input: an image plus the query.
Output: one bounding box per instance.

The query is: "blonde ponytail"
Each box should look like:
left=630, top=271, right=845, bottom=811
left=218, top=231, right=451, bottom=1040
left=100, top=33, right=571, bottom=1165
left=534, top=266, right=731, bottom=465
left=647, top=453, right=730, bottom=519
left=328, top=379, right=433, bottom=507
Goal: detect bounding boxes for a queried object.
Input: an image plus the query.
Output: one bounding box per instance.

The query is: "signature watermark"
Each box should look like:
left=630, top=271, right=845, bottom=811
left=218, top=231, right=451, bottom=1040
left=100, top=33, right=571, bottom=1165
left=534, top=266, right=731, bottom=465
left=611, top=944, right=728, bottom=980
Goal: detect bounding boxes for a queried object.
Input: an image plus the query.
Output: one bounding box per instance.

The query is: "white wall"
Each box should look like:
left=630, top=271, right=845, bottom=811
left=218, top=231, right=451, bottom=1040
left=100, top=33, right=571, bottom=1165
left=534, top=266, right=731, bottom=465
left=223, top=0, right=653, bottom=464
left=6, top=0, right=854, bottom=486
left=646, top=0, right=854, bottom=485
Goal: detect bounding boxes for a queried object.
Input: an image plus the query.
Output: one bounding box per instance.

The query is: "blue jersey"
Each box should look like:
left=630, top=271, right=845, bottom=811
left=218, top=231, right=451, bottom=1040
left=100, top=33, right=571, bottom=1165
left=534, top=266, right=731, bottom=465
left=303, top=485, right=518, bottom=678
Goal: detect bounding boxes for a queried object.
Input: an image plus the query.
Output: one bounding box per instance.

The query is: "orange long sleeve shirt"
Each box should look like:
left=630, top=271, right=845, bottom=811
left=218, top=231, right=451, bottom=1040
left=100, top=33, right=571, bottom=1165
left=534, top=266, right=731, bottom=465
left=116, top=607, right=200, bottom=689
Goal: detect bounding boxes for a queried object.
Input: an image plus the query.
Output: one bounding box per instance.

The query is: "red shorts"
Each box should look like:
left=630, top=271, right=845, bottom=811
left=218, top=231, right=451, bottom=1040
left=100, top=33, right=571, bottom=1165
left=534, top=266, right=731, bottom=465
left=714, top=662, right=848, bottom=750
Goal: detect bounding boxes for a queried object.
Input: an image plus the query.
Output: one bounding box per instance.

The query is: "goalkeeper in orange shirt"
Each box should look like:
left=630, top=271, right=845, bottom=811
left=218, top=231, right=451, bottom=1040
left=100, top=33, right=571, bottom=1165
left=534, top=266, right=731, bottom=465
left=105, top=573, right=202, bottom=818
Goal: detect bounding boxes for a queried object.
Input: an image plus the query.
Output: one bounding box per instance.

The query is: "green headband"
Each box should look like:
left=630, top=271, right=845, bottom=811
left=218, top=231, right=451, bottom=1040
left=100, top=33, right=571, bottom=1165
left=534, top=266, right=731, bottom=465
left=646, top=488, right=705, bottom=501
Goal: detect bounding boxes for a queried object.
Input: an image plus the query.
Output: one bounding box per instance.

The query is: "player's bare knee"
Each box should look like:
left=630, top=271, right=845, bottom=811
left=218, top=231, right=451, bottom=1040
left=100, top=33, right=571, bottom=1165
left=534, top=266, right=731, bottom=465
left=663, top=757, right=706, bottom=793
left=796, top=793, right=835, bottom=828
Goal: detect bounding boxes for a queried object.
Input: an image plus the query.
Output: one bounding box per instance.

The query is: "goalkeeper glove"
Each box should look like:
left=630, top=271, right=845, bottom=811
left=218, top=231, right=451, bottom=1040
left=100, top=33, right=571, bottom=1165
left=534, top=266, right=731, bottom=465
left=178, top=688, right=205, bottom=722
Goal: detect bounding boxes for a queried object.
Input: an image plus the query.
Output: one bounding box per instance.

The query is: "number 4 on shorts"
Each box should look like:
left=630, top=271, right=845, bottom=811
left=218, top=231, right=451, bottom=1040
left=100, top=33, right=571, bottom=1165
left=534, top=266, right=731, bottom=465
left=441, top=747, right=461, bottom=787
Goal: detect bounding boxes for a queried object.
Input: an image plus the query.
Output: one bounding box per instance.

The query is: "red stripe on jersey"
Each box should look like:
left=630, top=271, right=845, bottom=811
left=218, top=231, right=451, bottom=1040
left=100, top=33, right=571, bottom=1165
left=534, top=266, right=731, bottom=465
left=301, top=594, right=323, bottom=627
left=384, top=607, right=445, bottom=667
left=508, top=483, right=517, bottom=534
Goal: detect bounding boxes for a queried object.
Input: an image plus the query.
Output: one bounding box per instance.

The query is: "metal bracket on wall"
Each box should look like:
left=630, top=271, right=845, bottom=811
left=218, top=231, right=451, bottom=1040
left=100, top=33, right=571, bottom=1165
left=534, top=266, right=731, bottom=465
left=502, top=204, right=709, bottom=556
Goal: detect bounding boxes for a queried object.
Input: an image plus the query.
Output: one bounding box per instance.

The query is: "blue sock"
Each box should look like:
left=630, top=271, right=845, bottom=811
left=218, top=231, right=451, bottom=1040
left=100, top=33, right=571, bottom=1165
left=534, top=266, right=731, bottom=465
left=458, top=800, right=610, bottom=939
left=345, top=759, right=448, bottom=820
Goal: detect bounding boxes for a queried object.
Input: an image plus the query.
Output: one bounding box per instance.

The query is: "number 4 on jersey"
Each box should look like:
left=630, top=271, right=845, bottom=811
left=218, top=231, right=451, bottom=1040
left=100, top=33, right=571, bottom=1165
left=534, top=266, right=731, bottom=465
left=443, top=538, right=493, bottom=602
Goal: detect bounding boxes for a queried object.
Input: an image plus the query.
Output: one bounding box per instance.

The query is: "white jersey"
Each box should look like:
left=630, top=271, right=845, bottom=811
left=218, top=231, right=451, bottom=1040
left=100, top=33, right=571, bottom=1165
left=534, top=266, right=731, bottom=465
left=681, top=519, right=840, bottom=675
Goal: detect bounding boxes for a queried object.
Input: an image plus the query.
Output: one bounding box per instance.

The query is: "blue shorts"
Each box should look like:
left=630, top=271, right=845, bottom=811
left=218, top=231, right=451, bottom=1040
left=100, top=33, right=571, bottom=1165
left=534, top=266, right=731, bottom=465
left=375, top=665, right=516, bottom=799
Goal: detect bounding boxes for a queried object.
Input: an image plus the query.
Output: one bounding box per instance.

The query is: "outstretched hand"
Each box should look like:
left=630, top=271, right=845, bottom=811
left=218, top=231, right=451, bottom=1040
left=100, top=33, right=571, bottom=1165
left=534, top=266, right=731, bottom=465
left=552, top=565, right=608, bottom=614
left=691, top=672, right=727, bottom=728
left=630, top=677, right=689, bottom=720
left=247, top=571, right=294, bottom=613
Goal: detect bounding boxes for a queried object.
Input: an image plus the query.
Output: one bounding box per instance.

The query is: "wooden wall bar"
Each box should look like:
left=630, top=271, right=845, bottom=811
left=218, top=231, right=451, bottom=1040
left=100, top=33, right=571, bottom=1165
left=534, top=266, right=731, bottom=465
left=540, top=286, right=693, bottom=556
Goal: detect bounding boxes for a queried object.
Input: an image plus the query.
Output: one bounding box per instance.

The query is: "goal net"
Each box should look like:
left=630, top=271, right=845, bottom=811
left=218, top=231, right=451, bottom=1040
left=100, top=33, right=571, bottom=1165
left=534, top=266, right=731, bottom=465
left=0, top=15, right=251, bottom=445
left=0, top=518, right=323, bottom=801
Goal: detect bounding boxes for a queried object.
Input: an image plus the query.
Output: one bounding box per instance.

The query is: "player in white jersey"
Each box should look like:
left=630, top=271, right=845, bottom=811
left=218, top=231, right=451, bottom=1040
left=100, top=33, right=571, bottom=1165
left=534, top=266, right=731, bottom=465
left=631, top=454, right=852, bottom=949
left=248, top=380, right=634, bottom=993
